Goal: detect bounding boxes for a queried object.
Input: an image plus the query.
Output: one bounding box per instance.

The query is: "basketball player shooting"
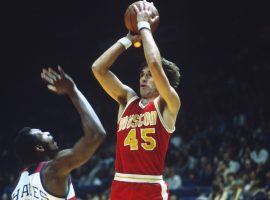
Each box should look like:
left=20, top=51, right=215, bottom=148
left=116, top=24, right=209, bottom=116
left=92, top=0, right=181, bottom=199
left=12, top=66, right=106, bottom=200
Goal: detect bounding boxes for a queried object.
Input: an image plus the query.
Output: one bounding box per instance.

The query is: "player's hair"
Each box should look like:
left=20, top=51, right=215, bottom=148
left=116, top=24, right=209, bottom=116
left=140, top=57, right=181, bottom=88
left=14, top=127, right=41, bottom=165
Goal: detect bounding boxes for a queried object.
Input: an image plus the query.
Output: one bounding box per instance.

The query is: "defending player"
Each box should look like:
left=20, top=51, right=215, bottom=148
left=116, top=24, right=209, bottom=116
left=12, top=67, right=106, bottom=200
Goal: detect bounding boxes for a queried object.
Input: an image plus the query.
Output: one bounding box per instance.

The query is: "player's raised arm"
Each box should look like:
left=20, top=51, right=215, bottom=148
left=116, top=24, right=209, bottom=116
left=41, top=66, right=106, bottom=176
left=91, top=33, right=138, bottom=105
left=134, top=1, right=180, bottom=115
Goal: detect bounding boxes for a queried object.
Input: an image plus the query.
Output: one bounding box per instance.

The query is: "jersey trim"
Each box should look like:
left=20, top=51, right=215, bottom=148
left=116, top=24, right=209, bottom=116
left=28, top=164, right=39, bottom=175
left=22, top=168, right=28, bottom=172
left=35, top=161, right=46, bottom=173
left=114, top=172, right=163, bottom=183
left=139, top=99, right=149, bottom=109
left=118, top=96, right=139, bottom=123
left=160, top=180, right=169, bottom=200
left=153, top=98, right=175, bottom=133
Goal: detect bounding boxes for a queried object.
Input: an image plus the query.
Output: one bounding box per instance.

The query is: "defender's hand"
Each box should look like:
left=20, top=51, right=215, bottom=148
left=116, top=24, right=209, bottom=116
left=41, top=66, right=76, bottom=96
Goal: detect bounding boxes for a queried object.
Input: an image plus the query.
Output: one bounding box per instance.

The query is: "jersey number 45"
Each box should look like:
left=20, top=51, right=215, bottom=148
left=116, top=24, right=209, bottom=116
left=124, top=128, right=156, bottom=151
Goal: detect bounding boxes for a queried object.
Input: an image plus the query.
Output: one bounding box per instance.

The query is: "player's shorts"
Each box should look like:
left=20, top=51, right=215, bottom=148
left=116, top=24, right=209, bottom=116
left=110, top=173, right=169, bottom=200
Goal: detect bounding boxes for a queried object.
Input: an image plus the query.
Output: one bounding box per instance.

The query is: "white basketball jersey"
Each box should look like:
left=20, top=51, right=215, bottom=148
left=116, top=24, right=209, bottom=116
left=11, top=162, right=76, bottom=200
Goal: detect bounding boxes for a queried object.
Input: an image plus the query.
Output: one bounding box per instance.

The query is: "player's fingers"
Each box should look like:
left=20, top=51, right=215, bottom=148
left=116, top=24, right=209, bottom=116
left=40, top=72, right=44, bottom=80
left=48, top=67, right=61, bottom=80
left=145, top=1, right=150, bottom=11
left=47, top=85, right=57, bottom=93
left=58, top=65, right=65, bottom=77
left=41, top=72, right=54, bottom=85
left=151, top=15, right=159, bottom=24
left=42, top=68, right=55, bottom=81
left=133, top=4, right=140, bottom=14
left=143, top=0, right=151, bottom=11
left=41, top=69, right=48, bottom=79
left=42, top=68, right=48, bottom=74
left=43, top=68, right=57, bottom=82
left=147, top=3, right=151, bottom=11
left=46, top=70, right=57, bottom=81
left=140, top=1, right=144, bottom=11
left=143, top=0, right=149, bottom=6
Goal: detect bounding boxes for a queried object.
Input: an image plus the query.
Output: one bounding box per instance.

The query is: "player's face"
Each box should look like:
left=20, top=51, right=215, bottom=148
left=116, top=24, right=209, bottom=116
left=30, top=129, right=59, bottom=158
left=139, top=67, right=158, bottom=98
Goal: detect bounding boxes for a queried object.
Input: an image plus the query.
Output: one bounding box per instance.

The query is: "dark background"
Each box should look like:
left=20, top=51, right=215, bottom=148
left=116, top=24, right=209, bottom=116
left=1, top=0, right=269, bottom=197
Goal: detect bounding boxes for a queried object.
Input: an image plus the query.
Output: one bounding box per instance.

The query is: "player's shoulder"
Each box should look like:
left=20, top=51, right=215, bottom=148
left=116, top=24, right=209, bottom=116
left=118, top=94, right=139, bottom=121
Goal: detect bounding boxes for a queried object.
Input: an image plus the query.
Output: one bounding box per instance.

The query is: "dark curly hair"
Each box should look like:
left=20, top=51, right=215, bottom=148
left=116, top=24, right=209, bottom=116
left=14, top=127, right=41, bottom=165
left=140, top=57, right=181, bottom=88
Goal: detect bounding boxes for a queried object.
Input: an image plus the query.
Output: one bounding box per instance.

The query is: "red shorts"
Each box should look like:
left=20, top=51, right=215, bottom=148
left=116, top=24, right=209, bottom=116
left=110, top=180, right=169, bottom=200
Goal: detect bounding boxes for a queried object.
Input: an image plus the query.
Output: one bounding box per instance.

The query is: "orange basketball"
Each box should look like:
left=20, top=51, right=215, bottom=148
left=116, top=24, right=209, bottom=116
left=124, top=1, right=159, bottom=34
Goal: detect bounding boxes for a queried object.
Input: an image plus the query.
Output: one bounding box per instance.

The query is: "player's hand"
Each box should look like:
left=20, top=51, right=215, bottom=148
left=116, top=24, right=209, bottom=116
left=126, top=32, right=141, bottom=44
left=133, top=0, right=159, bottom=24
left=41, top=66, right=76, bottom=96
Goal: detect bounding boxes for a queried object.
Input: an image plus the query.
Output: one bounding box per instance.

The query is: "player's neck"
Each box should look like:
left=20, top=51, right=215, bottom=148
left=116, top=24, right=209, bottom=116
left=24, top=161, right=39, bottom=168
left=140, top=96, right=156, bottom=106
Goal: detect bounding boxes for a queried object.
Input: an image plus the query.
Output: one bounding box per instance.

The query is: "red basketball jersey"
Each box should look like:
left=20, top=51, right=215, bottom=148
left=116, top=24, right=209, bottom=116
left=115, top=96, right=174, bottom=175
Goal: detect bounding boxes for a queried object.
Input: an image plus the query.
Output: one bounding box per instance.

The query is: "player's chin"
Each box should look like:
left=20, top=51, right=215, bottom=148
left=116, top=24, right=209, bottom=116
left=140, top=90, right=147, bottom=98
left=50, top=142, right=59, bottom=152
left=54, top=142, right=59, bottom=151
left=54, top=141, right=58, bottom=148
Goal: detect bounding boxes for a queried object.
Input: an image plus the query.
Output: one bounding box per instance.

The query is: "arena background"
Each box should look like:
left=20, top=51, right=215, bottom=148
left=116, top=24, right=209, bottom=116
left=1, top=0, right=269, bottom=199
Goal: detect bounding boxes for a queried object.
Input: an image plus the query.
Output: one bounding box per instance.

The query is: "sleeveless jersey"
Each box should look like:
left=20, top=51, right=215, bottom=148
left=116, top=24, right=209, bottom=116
left=11, top=162, right=76, bottom=200
left=115, top=96, right=174, bottom=175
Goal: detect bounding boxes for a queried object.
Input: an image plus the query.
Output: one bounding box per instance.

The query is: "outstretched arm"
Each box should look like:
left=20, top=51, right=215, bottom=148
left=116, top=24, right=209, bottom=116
left=41, top=66, right=106, bottom=176
left=134, top=1, right=180, bottom=116
left=91, top=33, right=139, bottom=105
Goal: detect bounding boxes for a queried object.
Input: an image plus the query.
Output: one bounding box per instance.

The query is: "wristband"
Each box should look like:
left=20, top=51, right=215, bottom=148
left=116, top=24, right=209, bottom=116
left=118, top=37, right=132, bottom=50
left=138, top=21, right=151, bottom=31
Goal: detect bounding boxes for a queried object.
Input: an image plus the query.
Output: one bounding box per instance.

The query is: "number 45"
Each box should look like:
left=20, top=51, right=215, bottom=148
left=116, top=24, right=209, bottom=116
left=124, top=128, right=157, bottom=151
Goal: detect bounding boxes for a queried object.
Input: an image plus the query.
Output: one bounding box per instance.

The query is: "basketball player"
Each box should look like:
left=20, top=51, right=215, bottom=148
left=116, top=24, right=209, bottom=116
left=91, top=1, right=180, bottom=199
left=12, top=66, right=106, bottom=200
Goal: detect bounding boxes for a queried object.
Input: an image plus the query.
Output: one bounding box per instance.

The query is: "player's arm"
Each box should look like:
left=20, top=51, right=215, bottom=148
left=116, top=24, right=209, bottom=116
left=41, top=66, right=106, bottom=176
left=91, top=34, right=139, bottom=105
left=134, top=2, right=180, bottom=115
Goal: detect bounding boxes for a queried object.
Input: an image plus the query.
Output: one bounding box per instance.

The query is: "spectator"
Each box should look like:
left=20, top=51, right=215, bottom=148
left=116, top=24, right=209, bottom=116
left=250, top=141, right=269, bottom=165
left=165, top=168, right=182, bottom=190
left=208, top=181, right=228, bottom=200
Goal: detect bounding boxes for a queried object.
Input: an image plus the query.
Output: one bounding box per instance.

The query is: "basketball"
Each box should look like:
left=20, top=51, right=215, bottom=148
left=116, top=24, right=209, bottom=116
left=124, top=1, right=159, bottom=34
